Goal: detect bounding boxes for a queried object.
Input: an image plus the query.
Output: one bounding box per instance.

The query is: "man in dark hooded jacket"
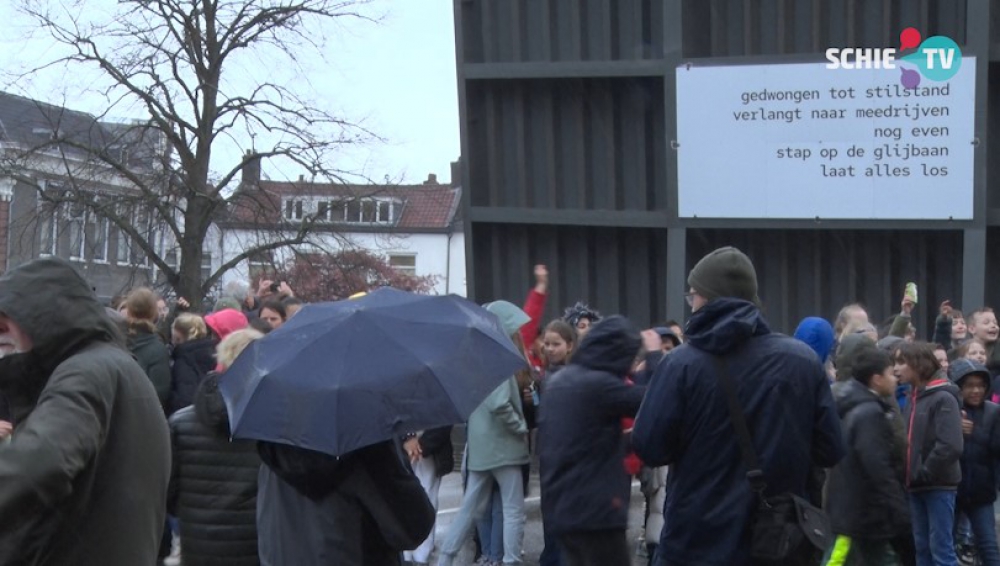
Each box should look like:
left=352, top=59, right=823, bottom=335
left=538, top=315, right=646, bottom=565
left=633, top=246, right=845, bottom=566
left=0, top=257, right=170, bottom=565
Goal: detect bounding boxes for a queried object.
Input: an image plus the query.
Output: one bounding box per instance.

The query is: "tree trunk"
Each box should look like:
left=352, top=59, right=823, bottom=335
left=177, top=195, right=213, bottom=311
left=177, top=238, right=204, bottom=311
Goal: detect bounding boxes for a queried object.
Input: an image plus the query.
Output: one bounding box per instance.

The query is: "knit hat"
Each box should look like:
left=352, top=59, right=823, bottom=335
left=687, top=247, right=760, bottom=305
left=214, top=297, right=242, bottom=312
left=204, top=308, right=249, bottom=341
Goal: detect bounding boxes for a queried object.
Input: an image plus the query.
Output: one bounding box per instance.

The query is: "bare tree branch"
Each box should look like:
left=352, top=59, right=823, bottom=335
left=5, top=0, right=382, bottom=309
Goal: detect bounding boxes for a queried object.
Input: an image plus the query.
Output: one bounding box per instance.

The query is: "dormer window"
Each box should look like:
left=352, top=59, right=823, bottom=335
left=284, top=199, right=303, bottom=220
left=294, top=197, right=400, bottom=225
left=282, top=197, right=403, bottom=224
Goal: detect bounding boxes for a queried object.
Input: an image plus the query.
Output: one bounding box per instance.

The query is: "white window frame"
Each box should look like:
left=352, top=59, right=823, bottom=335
left=388, top=253, right=417, bottom=277
left=90, top=209, right=110, bottom=263
left=38, top=207, right=57, bottom=256
left=315, top=200, right=330, bottom=222
left=131, top=207, right=151, bottom=267
left=165, top=246, right=179, bottom=270
left=201, top=250, right=213, bottom=282
left=377, top=200, right=392, bottom=223
left=37, top=180, right=59, bottom=257
left=115, top=204, right=132, bottom=265
left=284, top=199, right=303, bottom=221
left=67, top=202, right=86, bottom=261
left=327, top=199, right=347, bottom=222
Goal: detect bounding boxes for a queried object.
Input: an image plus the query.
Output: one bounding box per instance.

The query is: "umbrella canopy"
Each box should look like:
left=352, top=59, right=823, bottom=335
left=219, top=287, right=527, bottom=457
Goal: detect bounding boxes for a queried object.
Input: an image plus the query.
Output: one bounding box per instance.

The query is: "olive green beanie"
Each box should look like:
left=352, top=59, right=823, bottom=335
left=687, top=246, right=761, bottom=305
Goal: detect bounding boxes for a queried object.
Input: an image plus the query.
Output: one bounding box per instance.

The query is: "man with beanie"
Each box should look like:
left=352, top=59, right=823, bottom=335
left=633, top=246, right=845, bottom=566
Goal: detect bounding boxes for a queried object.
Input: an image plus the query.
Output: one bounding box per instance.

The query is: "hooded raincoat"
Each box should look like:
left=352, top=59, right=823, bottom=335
left=0, top=258, right=170, bottom=566
left=465, top=301, right=530, bottom=472
left=951, top=366, right=1000, bottom=506
left=632, top=299, right=844, bottom=566
left=538, top=315, right=646, bottom=536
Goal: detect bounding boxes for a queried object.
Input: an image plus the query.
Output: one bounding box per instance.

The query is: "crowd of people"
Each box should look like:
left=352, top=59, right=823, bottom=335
left=1, top=248, right=999, bottom=566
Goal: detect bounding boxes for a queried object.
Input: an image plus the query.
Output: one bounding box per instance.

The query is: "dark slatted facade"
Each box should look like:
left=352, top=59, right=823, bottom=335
left=456, top=0, right=995, bottom=333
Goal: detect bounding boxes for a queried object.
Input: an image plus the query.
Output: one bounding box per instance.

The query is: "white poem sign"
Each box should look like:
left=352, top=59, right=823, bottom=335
left=676, top=58, right=976, bottom=219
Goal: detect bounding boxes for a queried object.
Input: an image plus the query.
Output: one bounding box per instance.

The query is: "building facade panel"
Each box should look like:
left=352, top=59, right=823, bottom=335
left=466, top=78, right=665, bottom=211
left=687, top=228, right=963, bottom=333
left=680, top=0, right=967, bottom=58
left=471, top=223, right=669, bottom=328
left=458, top=0, right=986, bottom=330
left=460, top=0, right=666, bottom=64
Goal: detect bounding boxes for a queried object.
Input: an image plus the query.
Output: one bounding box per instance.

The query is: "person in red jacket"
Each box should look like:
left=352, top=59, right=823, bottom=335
left=521, top=264, right=549, bottom=372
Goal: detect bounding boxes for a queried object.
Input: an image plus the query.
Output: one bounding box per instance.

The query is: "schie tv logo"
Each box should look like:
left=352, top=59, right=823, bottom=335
left=825, top=28, right=962, bottom=88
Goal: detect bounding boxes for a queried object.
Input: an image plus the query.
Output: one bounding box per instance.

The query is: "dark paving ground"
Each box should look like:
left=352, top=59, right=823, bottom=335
left=432, top=469, right=648, bottom=566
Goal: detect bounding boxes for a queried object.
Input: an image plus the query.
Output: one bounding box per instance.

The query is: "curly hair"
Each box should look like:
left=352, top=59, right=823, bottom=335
left=563, top=302, right=601, bottom=328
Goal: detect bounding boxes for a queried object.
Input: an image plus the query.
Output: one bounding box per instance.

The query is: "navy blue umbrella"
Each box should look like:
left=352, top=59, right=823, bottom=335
left=219, top=287, right=527, bottom=457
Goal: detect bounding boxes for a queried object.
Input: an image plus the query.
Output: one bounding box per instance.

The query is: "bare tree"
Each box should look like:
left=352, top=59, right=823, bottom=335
left=5, top=0, right=379, bottom=309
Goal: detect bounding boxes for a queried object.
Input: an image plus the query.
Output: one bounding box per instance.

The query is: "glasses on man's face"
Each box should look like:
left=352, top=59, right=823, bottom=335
left=685, top=292, right=696, bottom=307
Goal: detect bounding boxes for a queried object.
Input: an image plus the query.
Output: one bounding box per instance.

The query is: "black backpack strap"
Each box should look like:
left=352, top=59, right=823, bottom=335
left=712, top=355, right=768, bottom=498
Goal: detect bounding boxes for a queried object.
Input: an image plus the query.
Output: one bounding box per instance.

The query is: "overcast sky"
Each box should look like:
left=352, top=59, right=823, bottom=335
left=0, top=1, right=461, bottom=185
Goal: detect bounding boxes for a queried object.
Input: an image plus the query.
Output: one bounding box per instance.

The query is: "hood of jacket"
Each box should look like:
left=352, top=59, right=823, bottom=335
left=949, top=358, right=991, bottom=392
left=205, top=309, right=248, bottom=340
left=833, top=378, right=882, bottom=418
left=684, top=298, right=770, bottom=355
left=0, top=258, right=124, bottom=407
left=194, top=371, right=231, bottom=435
left=835, top=334, right=877, bottom=382
left=483, top=300, right=530, bottom=336
left=570, top=315, right=641, bottom=376
left=794, top=317, right=835, bottom=364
